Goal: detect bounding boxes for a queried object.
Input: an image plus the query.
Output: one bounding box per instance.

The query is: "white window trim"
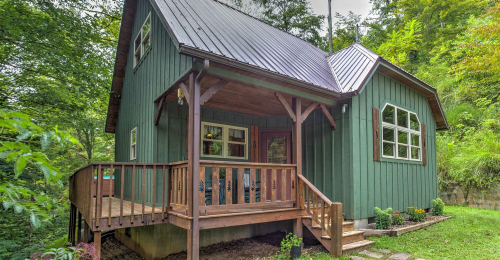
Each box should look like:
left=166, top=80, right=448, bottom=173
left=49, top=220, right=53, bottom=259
left=381, top=103, right=422, bottom=162
left=133, top=13, right=151, bottom=68
left=201, top=122, right=248, bottom=159
left=130, top=127, right=137, bottom=161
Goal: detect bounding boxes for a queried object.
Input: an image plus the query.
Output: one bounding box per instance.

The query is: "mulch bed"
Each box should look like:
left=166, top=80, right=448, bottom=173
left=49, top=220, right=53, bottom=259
left=101, top=231, right=328, bottom=260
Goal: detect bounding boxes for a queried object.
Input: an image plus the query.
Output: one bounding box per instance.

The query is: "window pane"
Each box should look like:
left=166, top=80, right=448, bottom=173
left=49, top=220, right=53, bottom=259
left=397, top=109, right=408, bottom=128
left=143, top=34, right=150, bottom=50
left=228, top=143, right=245, bottom=158
left=383, top=142, right=394, bottom=157
left=203, top=141, right=222, bottom=156
left=411, top=134, right=419, bottom=146
left=398, top=131, right=408, bottom=144
left=132, top=131, right=136, bottom=144
left=203, top=125, right=223, bottom=140
left=135, top=34, right=141, bottom=52
left=267, top=137, right=287, bottom=164
left=411, top=147, right=420, bottom=160
left=229, top=128, right=245, bottom=142
left=410, top=113, right=419, bottom=131
left=142, top=17, right=150, bottom=37
left=382, top=105, right=395, bottom=124
left=398, top=145, right=408, bottom=158
left=383, top=127, right=394, bottom=142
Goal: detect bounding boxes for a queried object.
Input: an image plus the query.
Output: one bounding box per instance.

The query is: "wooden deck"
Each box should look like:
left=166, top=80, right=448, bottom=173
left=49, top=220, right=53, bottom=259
left=94, top=197, right=155, bottom=218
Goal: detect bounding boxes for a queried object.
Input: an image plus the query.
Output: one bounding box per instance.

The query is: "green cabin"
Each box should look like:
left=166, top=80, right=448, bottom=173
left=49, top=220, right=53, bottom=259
left=68, top=0, right=448, bottom=259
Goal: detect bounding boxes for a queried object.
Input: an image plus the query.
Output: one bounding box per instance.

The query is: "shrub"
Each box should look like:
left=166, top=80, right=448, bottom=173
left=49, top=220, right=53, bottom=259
left=392, top=211, right=405, bottom=225
left=407, top=207, right=427, bottom=222
left=432, top=198, right=445, bottom=216
left=280, top=233, right=302, bottom=255
left=40, top=247, right=78, bottom=260
left=374, top=207, right=392, bottom=229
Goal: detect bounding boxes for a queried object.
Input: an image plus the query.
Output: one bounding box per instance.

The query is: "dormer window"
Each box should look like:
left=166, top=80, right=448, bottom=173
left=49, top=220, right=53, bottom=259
left=381, top=104, right=421, bottom=161
left=134, top=13, right=151, bottom=68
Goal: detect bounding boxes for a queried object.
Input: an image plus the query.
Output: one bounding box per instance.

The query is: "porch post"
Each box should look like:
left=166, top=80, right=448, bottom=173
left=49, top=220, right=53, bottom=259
left=187, top=72, right=201, bottom=260
left=292, top=97, right=303, bottom=238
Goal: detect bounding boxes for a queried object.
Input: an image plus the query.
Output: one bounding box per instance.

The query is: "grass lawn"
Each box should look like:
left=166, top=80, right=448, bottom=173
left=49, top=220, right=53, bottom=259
left=268, top=206, right=500, bottom=259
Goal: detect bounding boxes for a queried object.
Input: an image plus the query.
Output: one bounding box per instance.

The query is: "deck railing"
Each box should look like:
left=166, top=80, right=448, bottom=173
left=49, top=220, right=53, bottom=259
left=198, top=161, right=297, bottom=212
left=298, top=174, right=343, bottom=256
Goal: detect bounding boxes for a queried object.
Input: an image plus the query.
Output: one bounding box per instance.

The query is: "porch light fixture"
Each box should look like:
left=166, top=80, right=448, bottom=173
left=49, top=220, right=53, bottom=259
left=177, top=88, right=184, bottom=105
left=342, top=104, right=348, bottom=113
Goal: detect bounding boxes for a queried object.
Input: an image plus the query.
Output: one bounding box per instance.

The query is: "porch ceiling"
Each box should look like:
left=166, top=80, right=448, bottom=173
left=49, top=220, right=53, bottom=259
left=165, top=73, right=329, bottom=118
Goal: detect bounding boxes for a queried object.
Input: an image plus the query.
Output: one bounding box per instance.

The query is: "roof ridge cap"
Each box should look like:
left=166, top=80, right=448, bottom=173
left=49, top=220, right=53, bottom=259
left=210, top=0, right=327, bottom=54
left=352, top=43, right=378, bottom=62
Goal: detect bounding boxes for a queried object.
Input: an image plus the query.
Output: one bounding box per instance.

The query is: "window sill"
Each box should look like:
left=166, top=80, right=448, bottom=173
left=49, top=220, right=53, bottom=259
left=380, top=157, right=423, bottom=165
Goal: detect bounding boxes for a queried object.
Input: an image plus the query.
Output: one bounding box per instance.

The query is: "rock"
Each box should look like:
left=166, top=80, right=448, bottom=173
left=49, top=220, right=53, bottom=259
left=388, top=253, right=412, bottom=260
left=350, top=256, right=370, bottom=260
left=359, top=250, right=384, bottom=259
left=377, top=248, right=392, bottom=254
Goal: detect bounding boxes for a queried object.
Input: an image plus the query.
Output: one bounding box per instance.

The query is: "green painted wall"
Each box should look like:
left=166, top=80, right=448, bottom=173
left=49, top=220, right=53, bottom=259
left=114, top=0, right=194, bottom=205
left=350, top=71, right=438, bottom=220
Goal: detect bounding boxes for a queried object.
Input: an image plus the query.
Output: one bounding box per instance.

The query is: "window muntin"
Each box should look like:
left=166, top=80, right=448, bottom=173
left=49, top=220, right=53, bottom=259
left=381, top=104, right=421, bottom=161
left=133, top=14, right=151, bottom=68
left=130, top=127, right=137, bottom=160
left=201, top=122, right=248, bottom=159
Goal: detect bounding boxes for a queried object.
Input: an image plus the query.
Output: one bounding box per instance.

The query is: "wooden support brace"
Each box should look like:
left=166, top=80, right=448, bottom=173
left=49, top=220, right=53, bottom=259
left=301, top=102, right=319, bottom=123
left=275, top=92, right=296, bottom=122
left=200, top=80, right=228, bottom=105
left=154, top=96, right=166, bottom=125
left=94, top=231, right=102, bottom=259
left=320, top=104, right=336, bottom=129
left=179, top=82, right=190, bottom=105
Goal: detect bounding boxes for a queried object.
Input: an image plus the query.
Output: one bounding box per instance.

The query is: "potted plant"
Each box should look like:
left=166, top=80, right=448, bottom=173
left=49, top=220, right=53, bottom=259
left=280, top=233, right=303, bottom=259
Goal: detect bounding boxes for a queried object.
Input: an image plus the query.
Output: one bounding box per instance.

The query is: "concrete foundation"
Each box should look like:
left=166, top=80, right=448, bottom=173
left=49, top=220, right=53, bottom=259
left=115, top=220, right=293, bottom=260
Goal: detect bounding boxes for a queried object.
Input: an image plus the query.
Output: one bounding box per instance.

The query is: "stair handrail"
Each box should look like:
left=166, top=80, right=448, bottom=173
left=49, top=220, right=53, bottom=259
left=297, top=174, right=343, bottom=257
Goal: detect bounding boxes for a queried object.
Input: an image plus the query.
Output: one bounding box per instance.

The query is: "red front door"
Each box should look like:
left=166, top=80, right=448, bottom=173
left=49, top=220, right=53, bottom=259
left=259, top=130, right=292, bottom=201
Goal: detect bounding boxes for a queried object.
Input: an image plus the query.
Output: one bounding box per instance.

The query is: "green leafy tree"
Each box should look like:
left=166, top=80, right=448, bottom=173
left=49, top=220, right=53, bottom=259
left=253, top=0, right=325, bottom=46
left=377, top=19, right=422, bottom=70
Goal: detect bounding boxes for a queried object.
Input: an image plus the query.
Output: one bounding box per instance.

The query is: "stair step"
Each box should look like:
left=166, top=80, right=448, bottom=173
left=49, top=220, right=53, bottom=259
left=320, top=230, right=365, bottom=245
left=343, top=221, right=354, bottom=232
left=342, top=240, right=376, bottom=255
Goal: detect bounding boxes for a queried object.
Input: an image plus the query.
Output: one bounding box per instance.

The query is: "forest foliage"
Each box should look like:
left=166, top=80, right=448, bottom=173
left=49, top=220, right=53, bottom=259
left=0, top=0, right=499, bottom=258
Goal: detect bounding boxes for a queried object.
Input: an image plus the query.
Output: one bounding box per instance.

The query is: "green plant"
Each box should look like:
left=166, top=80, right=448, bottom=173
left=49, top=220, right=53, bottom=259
left=41, top=247, right=79, bottom=260
left=280, top=233, right=302, bottom=254
left=374, top=207, right=392, bottom=229
left=407, top=207, right=427, bottom=222
left=432, top=198, right=445, bottom=216
left=392, top=211, right=405, bottom=225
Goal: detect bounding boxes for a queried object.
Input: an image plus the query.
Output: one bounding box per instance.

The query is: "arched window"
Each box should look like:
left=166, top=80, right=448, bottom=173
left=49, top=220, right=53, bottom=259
left=381, top=104, right=421, bottom=161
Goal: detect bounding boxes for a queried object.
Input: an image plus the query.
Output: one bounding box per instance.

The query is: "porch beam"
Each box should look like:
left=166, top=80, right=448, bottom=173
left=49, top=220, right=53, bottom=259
left=320, top=104, right=337, bottom=129
left=200, top=79, right=228, bottom=105
left=179, top=82, right=190, bottom=105
left=301, top=102, right=319, bottom=123
left=154, top=96, right=166, bottom=126
left=274, top=92, right=296, bottom=122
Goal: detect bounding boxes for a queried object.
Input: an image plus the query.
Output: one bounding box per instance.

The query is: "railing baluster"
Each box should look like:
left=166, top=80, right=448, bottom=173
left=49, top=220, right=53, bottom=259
left=108, top=165, right=113, bottom=226
left=199, top=166, right=206, bottom=207
left=261, top=168, right=267, bottom=203
left=249, top=168, right=256, bottom=203
left=224, top=167, right=232, bottom=205
left=306, top=186, right=310, bottom=215
left=142, top=165, right=146, bottom=223
left=281, top=168, right=286, bottom=201
left=313, top=193, right=318, bottom=225
left=173, top=168, right=178, bottom=206
left=271, top=168, right=277, bottom=202
left=238, top=167, right=245, bottom=204
left=321, top=200, right=326, bottom=236
left=120, top=165, right=124, bottom=225
left=131, top=165, right=136, bottom=224
left=162, top=166, right=166, bottom=220
left=152, top=166, right=156, bottom=222
left=291, top=168, right=296, bottom=202
left=95, top=164, right=103, bottom=228
left=212, top=167, right=219, bottom=206
left=181, top=167, right=186, bottom=206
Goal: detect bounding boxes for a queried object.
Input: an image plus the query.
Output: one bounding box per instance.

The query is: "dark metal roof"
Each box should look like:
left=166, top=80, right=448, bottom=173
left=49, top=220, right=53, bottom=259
left=327, top=43, right=380, bottom=93
left=153, top=0, right=340, bottom=92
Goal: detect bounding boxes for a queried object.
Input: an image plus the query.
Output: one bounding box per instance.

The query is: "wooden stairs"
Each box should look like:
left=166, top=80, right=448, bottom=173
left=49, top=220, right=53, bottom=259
left=297, top=175, right=375, bottom=256
left=302, top=216, right=375, bottom=255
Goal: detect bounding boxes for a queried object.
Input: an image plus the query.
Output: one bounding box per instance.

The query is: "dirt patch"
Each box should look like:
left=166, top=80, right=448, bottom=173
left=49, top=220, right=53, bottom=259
left=100, top=231, right=328, bottom=260
left=163, top=232, right=328, bottom=260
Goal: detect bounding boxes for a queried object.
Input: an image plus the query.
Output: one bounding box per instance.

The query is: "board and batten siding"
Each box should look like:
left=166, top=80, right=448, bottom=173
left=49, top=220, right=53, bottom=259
left=350, top=71, right=438, bottom=220
left=301, top=102, right=353, bottom=219
left=114, top=0, right=194, bottom=205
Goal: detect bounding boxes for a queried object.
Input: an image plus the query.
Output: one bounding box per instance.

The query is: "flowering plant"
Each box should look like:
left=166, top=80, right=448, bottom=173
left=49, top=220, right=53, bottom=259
left=407, top=207, right=426, bottom=222
left=392, top=211, right=405, bottom=225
